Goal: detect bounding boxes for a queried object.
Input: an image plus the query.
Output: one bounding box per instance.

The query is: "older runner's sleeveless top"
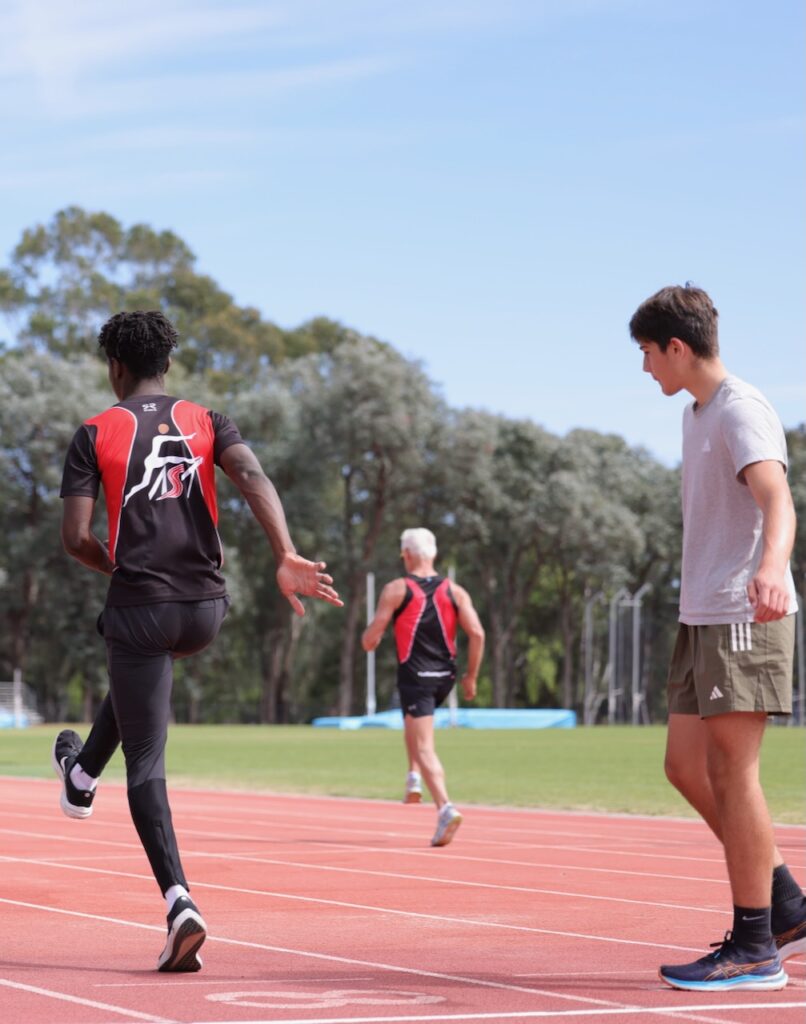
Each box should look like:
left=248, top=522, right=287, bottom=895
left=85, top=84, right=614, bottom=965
left=392, top=574, right=458, bottom=686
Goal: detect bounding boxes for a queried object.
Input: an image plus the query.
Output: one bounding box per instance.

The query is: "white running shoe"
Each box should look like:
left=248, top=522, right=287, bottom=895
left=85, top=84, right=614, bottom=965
left=404, top=772, right=422, bottom=804
left=431, top=803, right=462, bottom=847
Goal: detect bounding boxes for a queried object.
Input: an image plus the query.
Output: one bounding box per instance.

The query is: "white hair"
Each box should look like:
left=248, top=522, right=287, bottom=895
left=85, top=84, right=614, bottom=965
left=400, top=527, right=437, bottom=560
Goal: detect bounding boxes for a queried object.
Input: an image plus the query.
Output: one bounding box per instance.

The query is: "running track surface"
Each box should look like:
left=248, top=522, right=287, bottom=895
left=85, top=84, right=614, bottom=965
left=0, top=777, right=803, bottom=1024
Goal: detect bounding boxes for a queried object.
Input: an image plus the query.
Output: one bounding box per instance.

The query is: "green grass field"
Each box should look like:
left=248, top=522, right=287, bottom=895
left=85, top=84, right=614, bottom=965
left=2, top=724, right=804, bottom=822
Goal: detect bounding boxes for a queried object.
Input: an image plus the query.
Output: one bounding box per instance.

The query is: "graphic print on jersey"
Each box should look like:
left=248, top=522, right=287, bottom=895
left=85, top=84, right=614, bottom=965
left=61, top=395, right=242, bottom=606
left=123, top=428, right=204, bottom=506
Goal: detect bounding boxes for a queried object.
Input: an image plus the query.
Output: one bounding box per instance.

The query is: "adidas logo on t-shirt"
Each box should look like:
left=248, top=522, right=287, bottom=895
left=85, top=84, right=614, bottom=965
left=701, top=438, right=711, bottom=453
left=709, top=685, right=724, bottom=701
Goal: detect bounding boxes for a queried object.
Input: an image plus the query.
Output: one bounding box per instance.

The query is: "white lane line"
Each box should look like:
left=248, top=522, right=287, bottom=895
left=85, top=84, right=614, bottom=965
left=0, top=977, right=175, bottom=1023
left=0, top=826, right=740, bottom=904
left=205, top=846, right=731, bottom=892
left=0, top=845, right=731, bottom=919
left=95, top=976, right=377, bottom=987
left=7, top=779, right=803, bottom=842
left=0, top=863, right=707, bottom=953
left=0, top=896, right=674, bottom=1012
left=4, top=816, right=803, bottom=875
left=190, top=1002, right=806, bottom=1024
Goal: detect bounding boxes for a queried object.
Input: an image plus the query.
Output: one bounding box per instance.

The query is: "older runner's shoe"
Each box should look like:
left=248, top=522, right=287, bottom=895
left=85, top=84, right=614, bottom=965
left=659, top=932, right=788, bottom=991
left=404, top=771, right=422, bottom=804
left=431, top=803, right=462, bottom=847
left=158, top=896, right=206, bottom=972
left=52, top=729, right=95, bottom=820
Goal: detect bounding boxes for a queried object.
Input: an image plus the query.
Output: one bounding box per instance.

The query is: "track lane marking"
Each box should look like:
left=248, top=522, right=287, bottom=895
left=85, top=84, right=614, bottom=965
left=0, top=844, right=736, bottom=919
left=0, top=896, right=683, bottom=1012
left=188, top=1006, right=806, bottom=1024
left=3, top=813, right=803, bottom=873
left=0, top=977, right=176, bottom=1022
left=0, top=864, right=712, bottom=953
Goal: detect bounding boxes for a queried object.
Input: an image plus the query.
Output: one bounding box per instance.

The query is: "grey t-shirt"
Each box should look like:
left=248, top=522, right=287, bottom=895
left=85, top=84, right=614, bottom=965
left=680, top=375, right=797, bottom=625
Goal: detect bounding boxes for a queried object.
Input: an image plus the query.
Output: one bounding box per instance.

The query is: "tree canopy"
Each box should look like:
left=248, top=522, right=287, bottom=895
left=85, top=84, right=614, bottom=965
left=1, top=208, right=801, bottom=724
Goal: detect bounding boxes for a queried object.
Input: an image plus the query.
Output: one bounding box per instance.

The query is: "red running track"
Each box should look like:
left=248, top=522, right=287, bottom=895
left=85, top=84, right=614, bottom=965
left=0, top=776, right=803, bottom=1024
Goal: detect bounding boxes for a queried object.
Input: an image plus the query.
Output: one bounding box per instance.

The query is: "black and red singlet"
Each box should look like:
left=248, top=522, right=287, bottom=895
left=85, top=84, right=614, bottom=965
left=60, top=394, right=243, bottom=606
left=392, top=574, right=459, bottom=687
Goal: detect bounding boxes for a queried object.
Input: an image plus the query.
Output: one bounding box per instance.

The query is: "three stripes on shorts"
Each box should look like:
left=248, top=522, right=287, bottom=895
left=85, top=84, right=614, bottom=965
left=730, top=622, right=753, bottom=652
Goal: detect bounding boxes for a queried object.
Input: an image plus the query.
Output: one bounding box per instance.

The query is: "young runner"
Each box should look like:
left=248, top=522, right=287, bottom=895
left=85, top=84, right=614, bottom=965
left=55, top=310, right=342, bottom=971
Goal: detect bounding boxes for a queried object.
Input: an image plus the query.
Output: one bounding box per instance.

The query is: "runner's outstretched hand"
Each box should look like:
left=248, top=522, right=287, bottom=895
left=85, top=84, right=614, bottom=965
left=276, top=553, right=343, bottom=616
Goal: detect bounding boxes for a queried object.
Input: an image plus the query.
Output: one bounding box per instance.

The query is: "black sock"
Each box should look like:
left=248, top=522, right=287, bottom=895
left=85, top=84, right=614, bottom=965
left=732, top=905, right=773, bottom=948
left=772, top=864, right=804, bottom=906
left=771, top=864, right=806, bottom=931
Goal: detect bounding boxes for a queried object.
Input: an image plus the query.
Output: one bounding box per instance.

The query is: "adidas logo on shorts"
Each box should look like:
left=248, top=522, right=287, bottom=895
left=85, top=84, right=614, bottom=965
left=709, top=685, right=724, bottom=701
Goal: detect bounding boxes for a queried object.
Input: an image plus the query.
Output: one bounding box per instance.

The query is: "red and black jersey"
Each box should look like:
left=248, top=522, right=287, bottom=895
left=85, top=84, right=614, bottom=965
left=392, top=574, right=458, bottom=686
left=60, top=394, right=243, bottom=607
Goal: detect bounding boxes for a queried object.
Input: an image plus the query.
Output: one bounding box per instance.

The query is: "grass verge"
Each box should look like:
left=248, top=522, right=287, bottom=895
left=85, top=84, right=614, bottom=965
left=3, top=723, right=803, bottom=822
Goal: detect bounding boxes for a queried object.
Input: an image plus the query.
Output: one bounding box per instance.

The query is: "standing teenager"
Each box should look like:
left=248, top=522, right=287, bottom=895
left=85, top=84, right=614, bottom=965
left=630, top=284, right=805, bottom=991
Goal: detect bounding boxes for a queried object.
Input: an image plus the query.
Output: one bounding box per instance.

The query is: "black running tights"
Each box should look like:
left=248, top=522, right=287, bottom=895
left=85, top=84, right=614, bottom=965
left=77, top=599, right=228, bottom=895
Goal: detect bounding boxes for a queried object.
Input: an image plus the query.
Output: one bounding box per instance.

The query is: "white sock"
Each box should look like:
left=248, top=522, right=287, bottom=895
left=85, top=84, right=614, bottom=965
left=165, top=885, right=189, bottom=913
left=69, top=763, right=98, bottom=792
left=407, top=771, right=421, bottom=782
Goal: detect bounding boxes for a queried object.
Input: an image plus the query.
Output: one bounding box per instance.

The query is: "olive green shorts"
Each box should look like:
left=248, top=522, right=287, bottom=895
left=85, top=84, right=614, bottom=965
left=667, top=616, right=795, bottom=718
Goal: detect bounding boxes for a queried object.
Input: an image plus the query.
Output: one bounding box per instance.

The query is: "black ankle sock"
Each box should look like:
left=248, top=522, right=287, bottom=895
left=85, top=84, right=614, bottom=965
left=732, top=905, right=772, bottom=948
left=772, top=864, right=804, bottom=907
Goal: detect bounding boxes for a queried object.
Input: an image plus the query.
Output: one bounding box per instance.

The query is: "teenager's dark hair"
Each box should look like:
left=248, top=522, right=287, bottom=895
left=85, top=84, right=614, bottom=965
left=629, top=284, right=719, bottom=358
left=98, top=311, right=178, bottom=380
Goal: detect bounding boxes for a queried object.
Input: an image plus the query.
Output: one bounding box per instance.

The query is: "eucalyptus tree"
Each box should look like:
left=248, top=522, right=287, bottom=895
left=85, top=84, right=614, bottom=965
left=0, top=206, right=286, bottom=388
left=278, top=338, right=446, bottom=715
left=0, top=351, right=110, bottom=714
left=438, top=410, right=558, bottom=706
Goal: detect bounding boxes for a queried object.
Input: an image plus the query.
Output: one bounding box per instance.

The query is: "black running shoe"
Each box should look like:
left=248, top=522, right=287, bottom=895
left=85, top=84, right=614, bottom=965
left=659, top=931, right=787, bottom=991
left=775, top=914, right=806, bottom=962
left=52, top=730, right=95, bottom=820
left=157, top=896, right=206, bottom=972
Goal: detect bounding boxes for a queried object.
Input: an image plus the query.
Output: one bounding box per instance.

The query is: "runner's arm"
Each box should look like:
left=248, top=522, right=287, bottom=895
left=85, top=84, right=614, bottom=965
left=362, top=579, right=406, bottom=651
left=61, top=496, right=115, bottom=575
left=452, top=583, right=485, bottom=700
left=220, top=443, right=342, bottom=615
left=744, top=459, right=796, bottom=623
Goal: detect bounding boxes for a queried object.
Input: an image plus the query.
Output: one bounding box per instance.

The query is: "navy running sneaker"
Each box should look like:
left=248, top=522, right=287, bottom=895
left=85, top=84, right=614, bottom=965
left=775, top=915, right=806, bottom=962
left=52, top=730, right=95, bottom=820
left=157, top=896, right=206, bottom=972
left=659, top=932, right=788, bottom=991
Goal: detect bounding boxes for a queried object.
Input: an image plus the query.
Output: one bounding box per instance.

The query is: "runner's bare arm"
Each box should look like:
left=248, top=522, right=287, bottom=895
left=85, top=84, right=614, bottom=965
left=61, top=496, right=115, bottom=575
left=362, top=579, right=407, bottom=651
left=220, top=443, right=343, bottom=615
left=744, top=459, right=796, bottom=623
left=453, top=583, right=485, bottom=700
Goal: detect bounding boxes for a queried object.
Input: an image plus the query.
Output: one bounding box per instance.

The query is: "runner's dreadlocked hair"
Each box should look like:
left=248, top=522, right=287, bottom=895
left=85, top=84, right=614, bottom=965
left=98, top=311, right=178, bottom=381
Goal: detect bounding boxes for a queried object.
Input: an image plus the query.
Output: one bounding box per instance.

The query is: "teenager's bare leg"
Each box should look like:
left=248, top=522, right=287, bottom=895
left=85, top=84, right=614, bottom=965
left=403, top=714, right=449, bottom=807
left=705, top=711, right=775, bottom=906
left=666, top=712, right=784, bottom=868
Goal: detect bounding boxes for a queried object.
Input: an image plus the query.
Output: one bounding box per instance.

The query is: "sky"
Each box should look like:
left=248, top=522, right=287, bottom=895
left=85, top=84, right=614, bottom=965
left=0, top=0, right=803, bottom=465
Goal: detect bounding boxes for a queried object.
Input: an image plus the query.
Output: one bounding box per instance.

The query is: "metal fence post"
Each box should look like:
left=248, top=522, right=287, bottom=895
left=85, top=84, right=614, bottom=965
left=631, top=583, right=651, bottom=725
left=366, top=571, right=376, bottom=716
left=607, top=587, right=630, bottom=724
